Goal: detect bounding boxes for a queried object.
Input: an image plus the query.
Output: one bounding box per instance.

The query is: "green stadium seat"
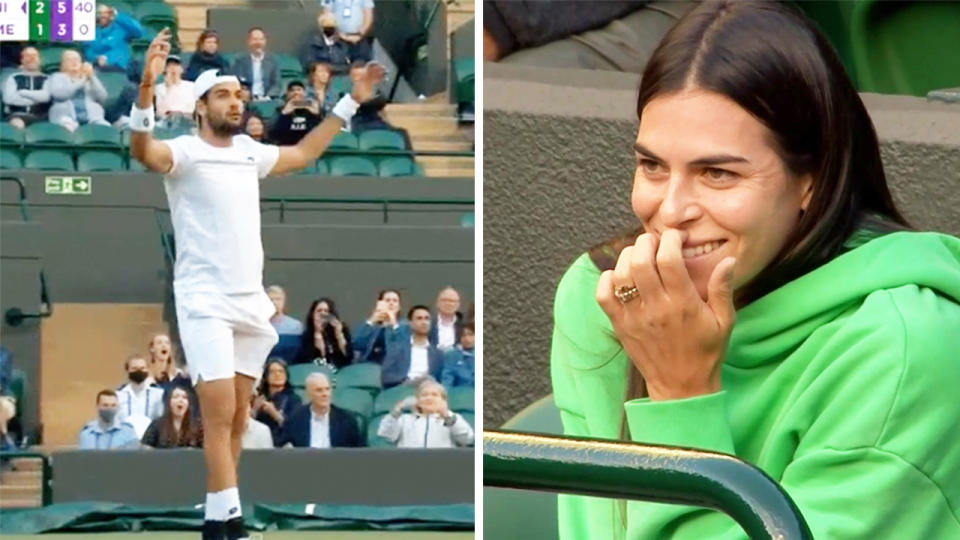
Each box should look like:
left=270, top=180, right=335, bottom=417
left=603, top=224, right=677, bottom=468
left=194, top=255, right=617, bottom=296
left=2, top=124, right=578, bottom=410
left=109, top=0, right=135, bottom=15
left=136, top=2, right=177, bottom=28
left=327, top=75, right=352, bottom=100
left=24, top=122, right=72, bottom=147
left=98, top=71, right=132, bottom=111
left=40, top=47, right=74, bottom=73
left=77, top=150, right=124, bottom=171
left=294, top=387, right=307, bottom=402
left=378, top=157, right=417, bottom=177
left=74, top=124, right=122, bottom=154
left=329, top=155, right=377, bottom=177
left=276, top=54, right=305, bottom=79
left=287, top=363, right=337, bottom=388
left=0, top=122, right=25, bottom=146
left=367, top=413, right=392, bottom=448
left=373, top=384, right=416, bottom=416
left=460, top=212, right=475, bottom=228
left=0, top=67, right=17, bottom=86
left=332, top=387, right=375, bottom=439
left=0, top=149, right=22, bottom=169
left=128, top=157, right=148, bottom=172
left=358, top=129, right=407, bottom=151
left=24, top=149, right=74, bottom=170
left=335, top=363, right=382, bottom=397
left=328, top=132, right=358, bottom=150
left=248, top=100, right=281, bottom=123
left=448, top=386, right=474, bottom=414
left=452, top=58, right=475, bottom=104
left=461, top=412, right=475, bottom=431
left=313, top=159, right=329, bottom=175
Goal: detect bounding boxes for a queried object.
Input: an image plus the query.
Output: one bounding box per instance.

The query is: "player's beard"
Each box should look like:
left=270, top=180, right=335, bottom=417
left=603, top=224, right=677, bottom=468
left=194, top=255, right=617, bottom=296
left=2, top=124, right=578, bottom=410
left=207, top=110, right=243, bottom=138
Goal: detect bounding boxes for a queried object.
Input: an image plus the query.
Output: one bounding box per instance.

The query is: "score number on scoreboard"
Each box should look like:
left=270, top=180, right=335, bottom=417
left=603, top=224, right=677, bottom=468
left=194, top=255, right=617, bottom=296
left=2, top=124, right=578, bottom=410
left=0, top=1, right=97, bottom=42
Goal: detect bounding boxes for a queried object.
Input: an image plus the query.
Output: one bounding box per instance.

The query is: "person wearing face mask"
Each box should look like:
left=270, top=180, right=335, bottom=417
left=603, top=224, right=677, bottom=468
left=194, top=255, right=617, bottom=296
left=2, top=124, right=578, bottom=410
left=299, top=10, right=351, bottom=74
left=78, top=390, right=139, bottom=450
left=376, top=379, right=473, bottom=448
left=115, top=354, right=165, bottom=438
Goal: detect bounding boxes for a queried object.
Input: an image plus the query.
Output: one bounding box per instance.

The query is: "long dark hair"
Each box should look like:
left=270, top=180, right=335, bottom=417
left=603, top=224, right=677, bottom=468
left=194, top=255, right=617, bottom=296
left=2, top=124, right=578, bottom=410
left=296, top=298, right=353, bottom=367
left=257, top=357, right=292, bottom=397
left=157, top=387, right=202, bottom=448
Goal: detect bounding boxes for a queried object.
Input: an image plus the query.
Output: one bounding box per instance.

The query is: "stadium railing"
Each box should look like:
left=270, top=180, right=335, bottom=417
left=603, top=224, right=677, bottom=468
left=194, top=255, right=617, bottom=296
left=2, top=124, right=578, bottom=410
left=260, top=195, right=474, bottom=224
left=0, top=451, right=53, bottom=506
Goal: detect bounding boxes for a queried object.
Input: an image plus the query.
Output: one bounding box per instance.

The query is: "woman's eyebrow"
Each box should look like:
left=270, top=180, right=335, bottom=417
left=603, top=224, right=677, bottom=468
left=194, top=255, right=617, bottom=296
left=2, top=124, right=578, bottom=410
left=634, top=142, right=750, bottom=167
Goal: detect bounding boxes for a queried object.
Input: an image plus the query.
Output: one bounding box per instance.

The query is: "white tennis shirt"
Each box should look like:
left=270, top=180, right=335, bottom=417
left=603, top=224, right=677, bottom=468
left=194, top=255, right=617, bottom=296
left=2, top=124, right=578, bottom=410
left=162, top=134, right=280, bottom=294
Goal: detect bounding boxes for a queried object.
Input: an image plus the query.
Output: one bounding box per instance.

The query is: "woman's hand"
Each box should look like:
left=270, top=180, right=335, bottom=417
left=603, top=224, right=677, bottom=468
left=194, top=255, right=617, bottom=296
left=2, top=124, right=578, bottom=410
left=252, top=395, right=266, bottom=413
left=596, top=229, right=737, bottom=401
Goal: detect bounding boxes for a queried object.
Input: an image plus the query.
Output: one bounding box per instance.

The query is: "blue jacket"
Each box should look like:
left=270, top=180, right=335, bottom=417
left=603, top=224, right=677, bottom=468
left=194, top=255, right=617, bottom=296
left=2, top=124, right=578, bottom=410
left=77, top=418, right=139, bottom=450
left=381, top=337, right=444, bottom=388
left=352, top=320, right=409, bottom=364
left=440, top=346, right=475, bottom=388
left=83, top=12, right=143, bottom=70
left=280, top=404, right=362, bottom=448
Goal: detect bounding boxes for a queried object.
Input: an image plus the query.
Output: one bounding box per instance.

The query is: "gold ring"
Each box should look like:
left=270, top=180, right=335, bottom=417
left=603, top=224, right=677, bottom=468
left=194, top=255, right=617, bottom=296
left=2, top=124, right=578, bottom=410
left=614, top=285, right=641, bottom=304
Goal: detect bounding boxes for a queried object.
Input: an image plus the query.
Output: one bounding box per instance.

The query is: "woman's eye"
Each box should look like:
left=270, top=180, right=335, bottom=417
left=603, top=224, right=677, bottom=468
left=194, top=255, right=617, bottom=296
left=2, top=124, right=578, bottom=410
left=704, top=168, right=736, bottom=182
left=638, top=159, right=665, bottom=176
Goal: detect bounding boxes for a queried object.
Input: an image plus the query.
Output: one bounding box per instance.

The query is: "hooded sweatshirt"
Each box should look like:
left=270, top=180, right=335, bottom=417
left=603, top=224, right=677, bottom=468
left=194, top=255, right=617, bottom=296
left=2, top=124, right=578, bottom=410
left=550, top=230, right=960, bottom=539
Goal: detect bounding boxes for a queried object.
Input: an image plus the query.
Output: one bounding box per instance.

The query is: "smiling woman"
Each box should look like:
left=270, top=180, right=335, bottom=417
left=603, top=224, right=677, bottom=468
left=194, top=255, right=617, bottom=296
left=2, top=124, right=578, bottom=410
left=550, top=1, right=960, bottom=539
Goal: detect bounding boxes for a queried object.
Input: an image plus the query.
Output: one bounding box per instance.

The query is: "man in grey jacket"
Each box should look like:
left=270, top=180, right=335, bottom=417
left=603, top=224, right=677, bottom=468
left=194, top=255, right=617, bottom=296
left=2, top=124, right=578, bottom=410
left=2, top=47, right=50, bottom=129
left=46, top=50, right=109, bottom=132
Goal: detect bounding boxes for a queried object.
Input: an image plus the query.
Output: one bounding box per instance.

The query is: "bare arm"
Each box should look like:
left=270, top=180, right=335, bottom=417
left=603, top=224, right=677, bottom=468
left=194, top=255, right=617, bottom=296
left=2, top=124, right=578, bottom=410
left=129, top=28, right=174, bottom=174
left=360, top=8, right=374, bottom=36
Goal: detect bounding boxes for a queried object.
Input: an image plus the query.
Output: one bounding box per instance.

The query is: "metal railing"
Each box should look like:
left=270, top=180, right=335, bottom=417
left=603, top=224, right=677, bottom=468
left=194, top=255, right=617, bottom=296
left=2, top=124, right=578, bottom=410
left=261, top=195, right=473, bottom=224
left=483, top=430, right=813, bottom=540
left=0, top=451, right=53, bottom=506
left=0, top=176, right=32, bottom=221
left=0, top=175, right=53, bottom=327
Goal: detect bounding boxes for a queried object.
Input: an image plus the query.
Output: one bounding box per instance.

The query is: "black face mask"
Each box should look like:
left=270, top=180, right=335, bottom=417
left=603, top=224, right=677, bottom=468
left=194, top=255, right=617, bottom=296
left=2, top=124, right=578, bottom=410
left=129, top=370, right=149, bottom=384
left=322, top=27, right=336, bottom=38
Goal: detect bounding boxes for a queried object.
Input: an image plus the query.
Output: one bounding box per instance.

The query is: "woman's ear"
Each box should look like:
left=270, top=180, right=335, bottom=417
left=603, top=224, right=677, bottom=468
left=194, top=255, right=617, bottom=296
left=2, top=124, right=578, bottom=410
left=799, top=173, right=814, bottom=212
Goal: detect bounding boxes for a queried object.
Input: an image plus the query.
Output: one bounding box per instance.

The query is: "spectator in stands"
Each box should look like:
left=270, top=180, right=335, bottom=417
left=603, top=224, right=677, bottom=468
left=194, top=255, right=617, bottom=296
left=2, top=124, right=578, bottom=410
left=294, top=298, right=353, bottom=368
left=377, top=379, right=473, bottom=448
left=430, top=286, right=463, bottom=350
left=47, top=50, right=109, bottom=132
left=300, top=10, right=351, bottom=74
left=184, top=30, right=230, bottom=82
left=0, top=345, right=11, bottom=392
left=441, top=321, right=475, bottom=388
left=322, top=0, right=375, bottom=63
left=245, top=113, right=266, bottom=143
left=253, top=358, right=302, bottom=446
left=78, top=389, right=140, bottom=450
left=239, top=79, right=252, bottom=106
left=154, top=55, right=195, bottom=128
left=0, top=394, right=15, bottom=451
left=141, top=386, right=203, bottom=448
left=242, top=396, right=274, bottom=449
left=115, top=353, right=165, bottom=438
left=84, top=3, right=144, bottom=77
left=2, top=47, right=50, bottom=129
left=353, top=289, right=406, bottom=364
left=305, top=62, right=335, bottom=116
left=230, top=27, right=280, bottom=101
left=148, top=333, right=181, bottom=387
left=267, top=285, right=303, bottom=335
left=104, top=80, right=138, bottom=129
left=281, top=372, right=362, bottom=448
left=382, top=305, right=443, bottom=388
left=268, top=80, right=323, bottom=146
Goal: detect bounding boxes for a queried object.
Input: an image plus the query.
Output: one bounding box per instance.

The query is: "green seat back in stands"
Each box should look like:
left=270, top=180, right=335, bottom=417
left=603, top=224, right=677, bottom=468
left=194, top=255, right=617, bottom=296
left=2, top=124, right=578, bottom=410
left=447, top=386, right=474, bottom=414
left=336, top=362, right=382, bottom=397
left=0, top=67, right=17, bottom=86
left=373, top=384, right=416, bottom=416
left=40, top=47, right=77, bottom=74
left=358, top=129, right=406, bottom=151
left=0, top=122, right=25, bottom=146
left=452, top=58, right=475, bottom=104
left=24, top=149, right=74, bottom=171
left=136, top=1, right=177, bottom=23
left=460, top=212, right=475, bottom=228
left=327, top=76, right=352, bottom=100
left=328, top=131, right=358, bottom=150
left=332, top=387, right=375, bottom=439
left=128, top=157, right=148, bottom=172
left=287, top=363, right=337, bottom=388
left=461, top=412, right=475, bottom=432
left=98, top=71, right=131, bottom=110
left=312, top=159, right=329, bottom=176
left=77, top=150, right=124, bottom=172
left=0, top=149, right=22, bottom=169
left=75, top=123, right=122, bottom=149
left=108, top=1, right=135, bottom=15
left=248, top=100, right=281, bottom=122
left=25, top=122, right=72, bottom=146
left=329, top=155, right=377, bottom=177
left=378, top=156, right=417, bottom=177
left=367, top=413, right=393, bottom=448
left=276, top=54, right=305, bottom=79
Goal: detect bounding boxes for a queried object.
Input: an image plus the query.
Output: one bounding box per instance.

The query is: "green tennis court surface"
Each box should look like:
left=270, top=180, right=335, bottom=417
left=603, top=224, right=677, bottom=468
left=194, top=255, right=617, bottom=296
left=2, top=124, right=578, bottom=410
left=3, top=533, right=472, bottom=539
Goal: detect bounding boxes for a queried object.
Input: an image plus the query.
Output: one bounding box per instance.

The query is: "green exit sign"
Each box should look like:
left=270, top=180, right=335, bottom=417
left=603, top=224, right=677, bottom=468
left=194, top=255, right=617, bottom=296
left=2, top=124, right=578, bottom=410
left=45, top=176, right=92, bottom=195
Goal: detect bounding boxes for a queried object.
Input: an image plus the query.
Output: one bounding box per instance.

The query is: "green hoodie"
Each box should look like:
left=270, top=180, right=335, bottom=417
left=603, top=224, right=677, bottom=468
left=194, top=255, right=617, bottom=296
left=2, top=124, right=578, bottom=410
left=550, top=231, right=960, bottom=539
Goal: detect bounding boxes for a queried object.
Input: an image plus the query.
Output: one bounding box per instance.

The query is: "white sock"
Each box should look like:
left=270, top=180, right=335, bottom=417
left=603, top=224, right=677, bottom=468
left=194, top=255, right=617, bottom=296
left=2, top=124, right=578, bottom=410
left=211, top=487, right=242, bottom=521
left=204, top=492, right=216, bottom=521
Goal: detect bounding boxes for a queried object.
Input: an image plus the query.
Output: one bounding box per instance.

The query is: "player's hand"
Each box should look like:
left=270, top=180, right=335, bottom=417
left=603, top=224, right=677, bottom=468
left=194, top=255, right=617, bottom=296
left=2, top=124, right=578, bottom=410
left=142, top=27, right=173, bottom=85
left=350, top=62, right=385, bottom=103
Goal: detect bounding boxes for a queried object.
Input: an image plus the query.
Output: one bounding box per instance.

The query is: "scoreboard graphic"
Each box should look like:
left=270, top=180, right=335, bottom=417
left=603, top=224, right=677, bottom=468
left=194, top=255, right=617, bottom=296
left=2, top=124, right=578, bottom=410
left=0, top=1, right=97, bottom=42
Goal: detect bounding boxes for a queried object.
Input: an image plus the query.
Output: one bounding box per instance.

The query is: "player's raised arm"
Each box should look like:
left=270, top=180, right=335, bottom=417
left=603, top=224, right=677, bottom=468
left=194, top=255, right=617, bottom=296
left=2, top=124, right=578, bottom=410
left=129, top=28, right=175, bottom=174
left=269, top=62, right=386, bottom=176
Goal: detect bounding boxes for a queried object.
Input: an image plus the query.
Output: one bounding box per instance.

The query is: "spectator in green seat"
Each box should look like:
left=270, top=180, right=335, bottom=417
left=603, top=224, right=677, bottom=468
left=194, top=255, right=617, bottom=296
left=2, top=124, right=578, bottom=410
left=155, top=55, right=195, bottom=129
left=244, top=113, right=266, bottom=143
left=294, top=297, right=353, bottom=368
left=321, top=0, right=375, bottom=63
left=266, top=285, right=302, bottom=335
left=141, top=387, right=203, bottom=448
left=300, top=10, right=351, bottom=75
left=0, top=393, right=16, bottom=451
left=353, top=289, right=407, bottom=364
left=78, top=389, right=139, bottom=450
left=252, top=358, right=302, bottom=446
left=230, top=27, right=281, bottom=101
left=268, top=80, right=323, bottom=146
left=377, top=379, right=473, bottom=448
left=305, top=62, right=335, bottom=117
left=441, top=321, right=475, bottom=388
left=184, top=30, right=230, bottom=82
left=2, top=47, right=50, bottom=129
left=83, top=3, right=144, bottom=77
left=280, top=372, right=362, bottom=448
left=47, top=50, right=109, bottom=132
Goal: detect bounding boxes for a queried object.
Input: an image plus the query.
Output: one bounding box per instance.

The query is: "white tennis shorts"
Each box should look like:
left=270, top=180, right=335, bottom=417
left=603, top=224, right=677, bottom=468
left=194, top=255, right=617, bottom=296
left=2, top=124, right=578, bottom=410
left=175, top=290, right=279, bottom=385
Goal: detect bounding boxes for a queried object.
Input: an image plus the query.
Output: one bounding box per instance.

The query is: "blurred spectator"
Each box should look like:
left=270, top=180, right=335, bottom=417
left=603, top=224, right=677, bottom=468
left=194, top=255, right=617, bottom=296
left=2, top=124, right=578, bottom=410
left=245, top=113, right=267, bottom=143
left=305, top=62, right=335, bottom=116
left=2, top=47, right=50, bottom=129
left=185, top=30, right=230, bottom=82
left=254, top=358, right=302, bottom=446
left=104, top=80, right=138, bottom=128
left=300, top=10, right=351, bottom=74
left=0, top=42, right=22, bottom=68
left=281, top=372, right=362, bottom=448
left=0, top=394, right=15, bottom=451
left=148, top=333, right=181, bottom=387
left=430, top=286, right=463, bottom=350
left=441, top=321, right=475, bottom=388
left=267, top=285, right=304, bottom=335
left=141, top=387, right=203, bottom=448
left=78, top=390, right=139, bottom=450
left=294, top=298, right=353, bottom=368
left=230, top=27, right=280, bottom=100
left=84, top=3, right=144, bottom=76
left=115, top=353, right=165, bottom=438
left=0, top=346, right=11, bottom=391
left=268, top=80, right=322, bottom=145
left=47, top=50, right=109, bottom=132
left=322, top=0, right=375, bottom=63
left=377, top=379, right=473, bottom=448
left=239, top=79, right=252, bottom=105
left=154, top=55, right=195, bottom=126
left=353, top=289, right=406, bottom=364
left=382, top=305, right=443, bottom=388
left=242, top=396, right=274, bottom=449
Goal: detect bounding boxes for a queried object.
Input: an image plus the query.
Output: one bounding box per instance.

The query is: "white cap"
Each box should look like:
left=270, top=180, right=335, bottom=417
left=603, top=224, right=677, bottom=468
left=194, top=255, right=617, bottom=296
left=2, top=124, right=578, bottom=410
left=193, top=69, right=240, bottom=100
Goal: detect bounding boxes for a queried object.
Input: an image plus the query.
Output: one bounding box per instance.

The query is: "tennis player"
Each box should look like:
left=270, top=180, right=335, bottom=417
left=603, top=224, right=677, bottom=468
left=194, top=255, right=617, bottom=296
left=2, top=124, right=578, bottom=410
left=129, top=28, right=384, bottom=540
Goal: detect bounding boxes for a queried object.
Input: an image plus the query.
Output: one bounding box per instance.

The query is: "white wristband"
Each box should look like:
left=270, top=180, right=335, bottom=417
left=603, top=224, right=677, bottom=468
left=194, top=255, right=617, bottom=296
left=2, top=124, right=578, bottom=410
left=129, top=105, right=155, bottom=132
left=332, top=94, right=360, bottom=123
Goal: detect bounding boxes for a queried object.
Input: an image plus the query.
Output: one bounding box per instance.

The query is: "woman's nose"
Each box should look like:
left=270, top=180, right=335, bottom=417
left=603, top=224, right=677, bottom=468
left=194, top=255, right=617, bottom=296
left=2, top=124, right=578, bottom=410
left=658, top=177, right=701, bottom=228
